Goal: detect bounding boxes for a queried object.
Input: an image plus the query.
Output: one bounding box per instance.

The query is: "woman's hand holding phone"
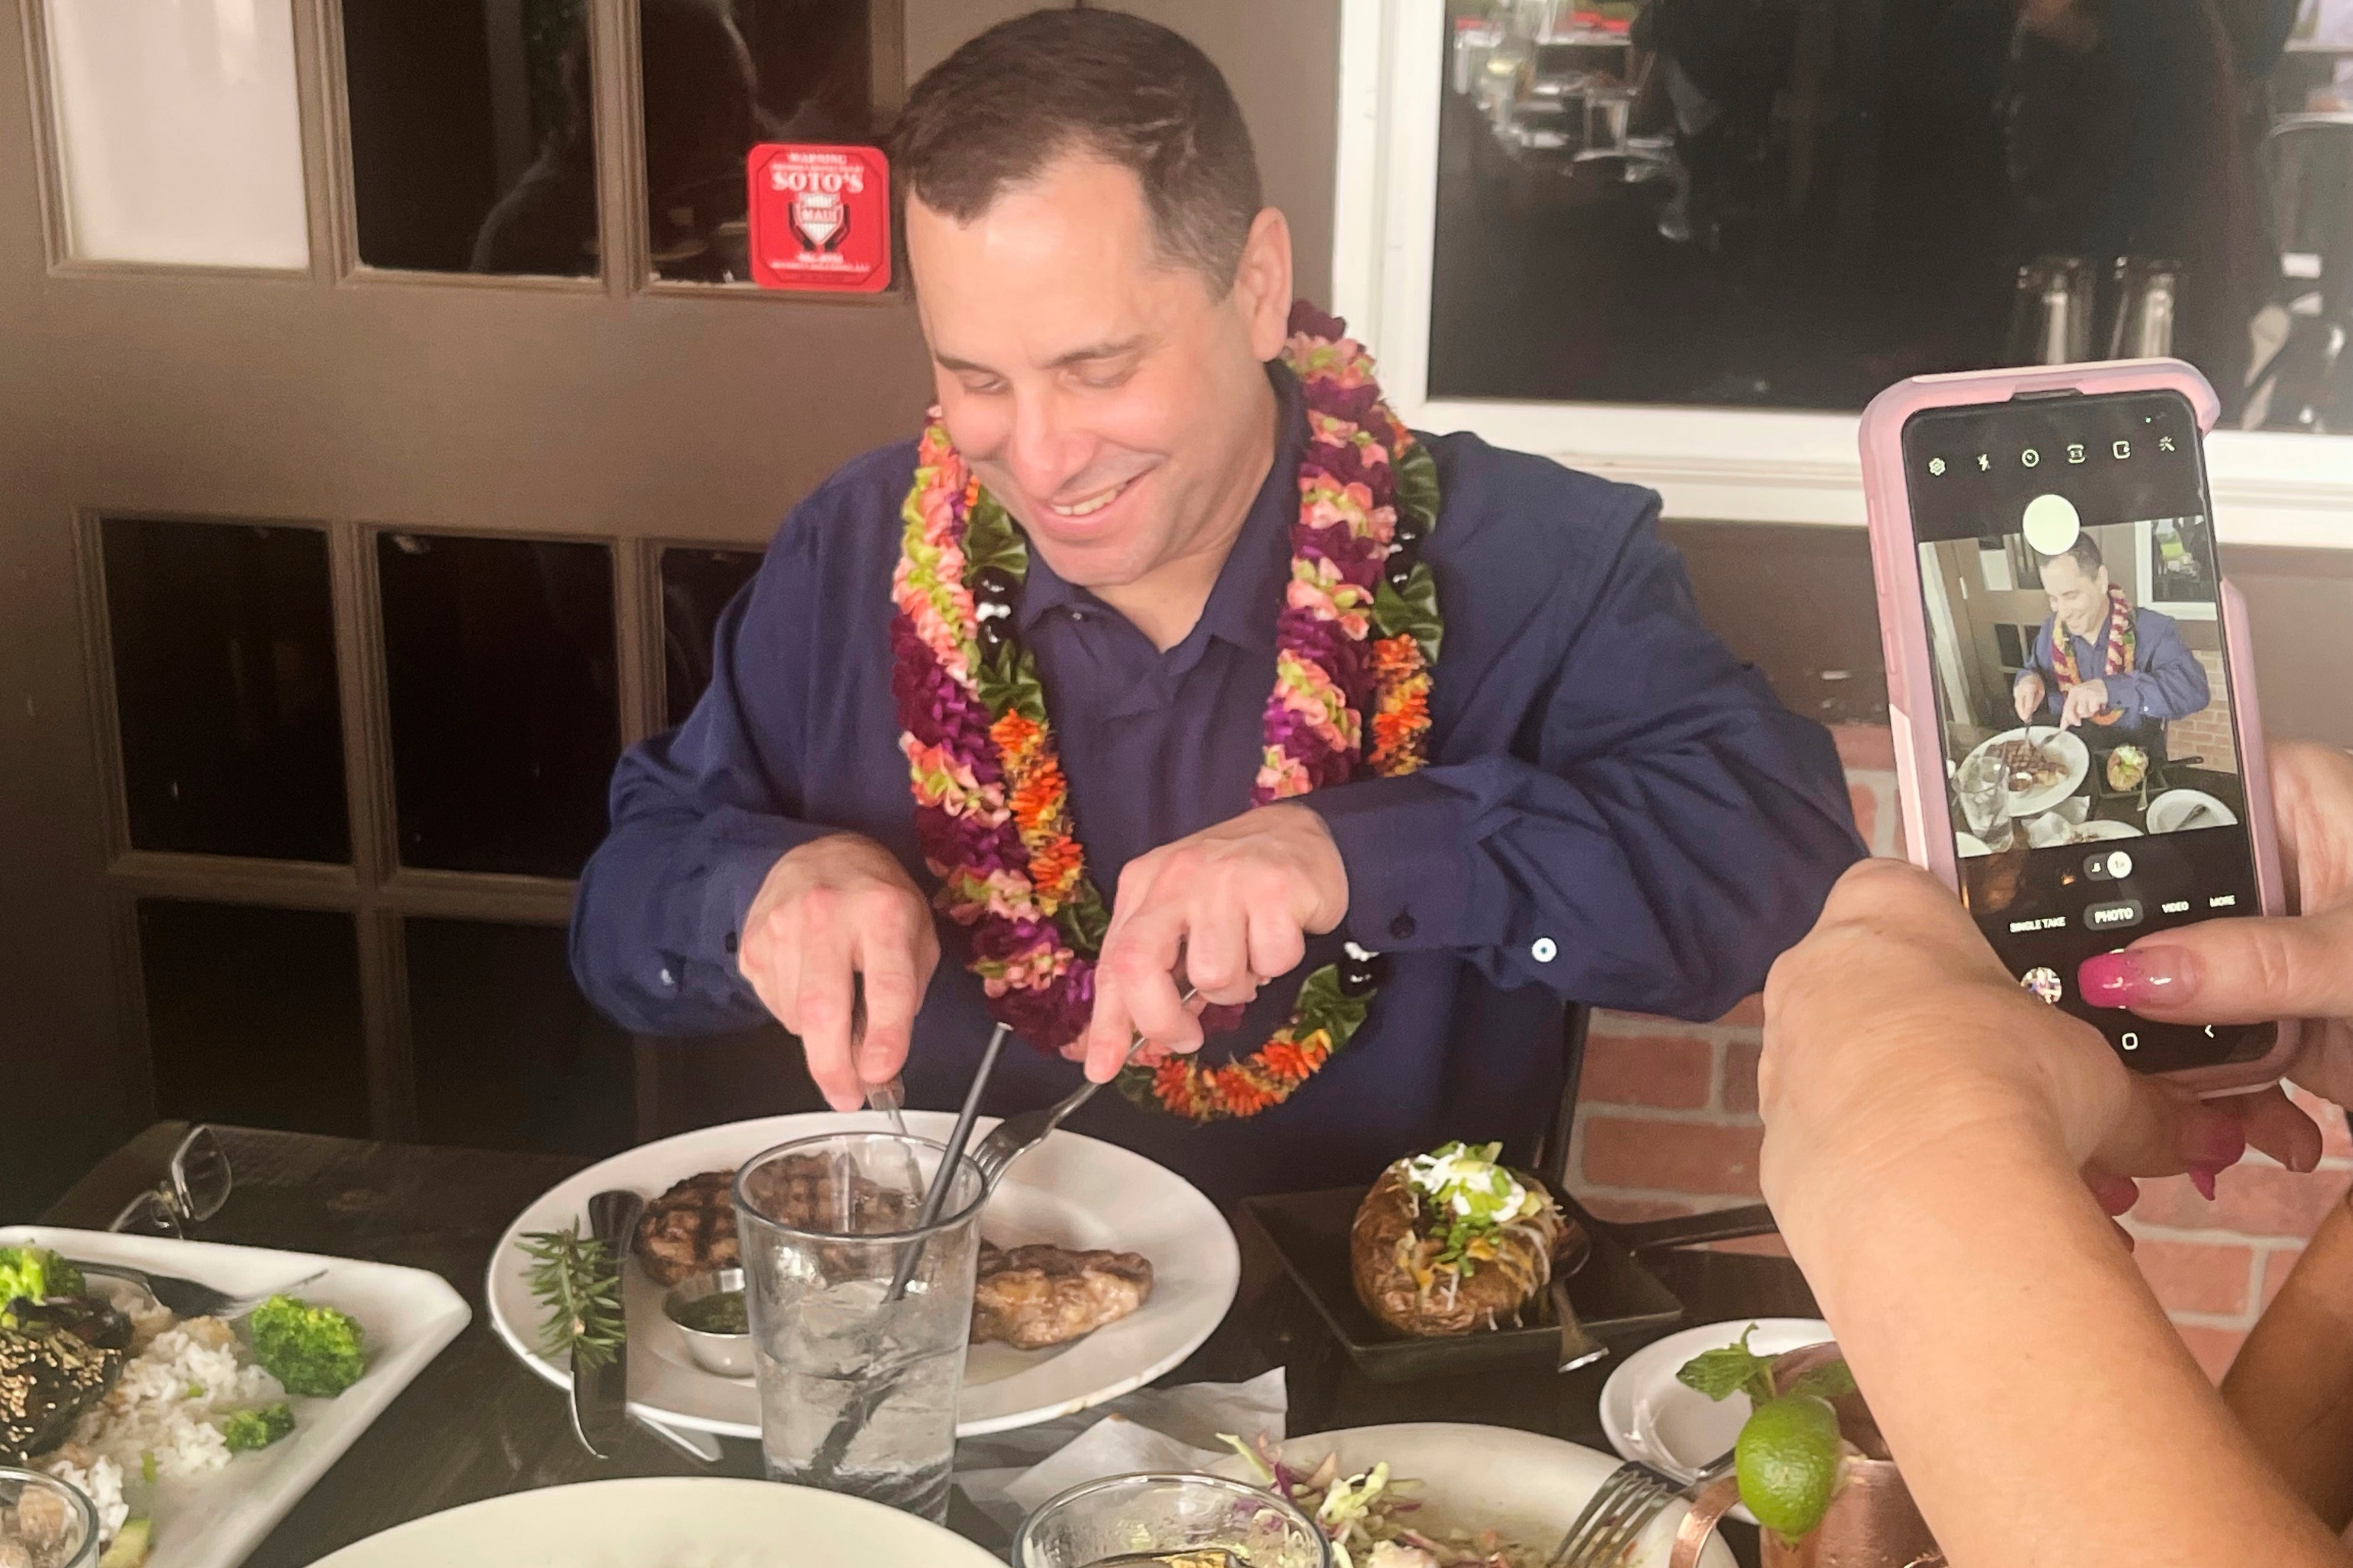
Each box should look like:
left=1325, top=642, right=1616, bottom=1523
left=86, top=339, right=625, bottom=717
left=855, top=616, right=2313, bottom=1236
left=2080, top=742, right=2353, bottom=1122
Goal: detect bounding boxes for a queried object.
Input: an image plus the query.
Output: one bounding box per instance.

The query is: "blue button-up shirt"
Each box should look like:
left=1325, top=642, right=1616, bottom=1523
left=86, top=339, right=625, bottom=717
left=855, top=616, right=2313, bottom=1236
left=2019, top=605, right=2211, bottom=745
left=571, top=368, right=1861, bottom=1201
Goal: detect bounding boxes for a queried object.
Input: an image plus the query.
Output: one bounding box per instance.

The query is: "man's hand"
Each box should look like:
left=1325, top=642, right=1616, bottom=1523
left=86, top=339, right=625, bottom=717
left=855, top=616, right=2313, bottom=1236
left=2014, top=672, right=2048, bottom=724
left=1760, top=860, right=2252, bottom=1224
left=1080, top=804, right=1349, bottom=1081
left=738, top=833, right=939, bottom=1112
left=2082, top=743, right=2353, bottom=1131
left=2059, top=677, right=2110, bottom=730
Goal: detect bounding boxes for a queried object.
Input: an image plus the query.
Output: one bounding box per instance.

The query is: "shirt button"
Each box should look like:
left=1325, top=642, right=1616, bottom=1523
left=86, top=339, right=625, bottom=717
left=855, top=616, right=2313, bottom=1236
left=658, top=967, right=675, bottom=987
left=1388, top=911, right=1417, bottom=941
left=1531, top=937, right=1558, bottom=964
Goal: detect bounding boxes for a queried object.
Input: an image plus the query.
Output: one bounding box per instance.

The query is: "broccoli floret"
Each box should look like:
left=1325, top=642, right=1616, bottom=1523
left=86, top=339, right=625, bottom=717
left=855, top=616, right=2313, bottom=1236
left=219, top=1402, right=296, bottom=1452
left=246, top=1297, right=364, bottom=1397
left=0, top=1248, right=85, bottom=1310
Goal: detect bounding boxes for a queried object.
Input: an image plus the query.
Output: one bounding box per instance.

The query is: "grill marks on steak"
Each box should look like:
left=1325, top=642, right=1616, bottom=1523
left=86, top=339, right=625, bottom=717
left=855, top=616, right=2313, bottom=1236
left=971, top=1243, right=1154, bottom=1350
left=633, top=1171, right=739, bottom=1286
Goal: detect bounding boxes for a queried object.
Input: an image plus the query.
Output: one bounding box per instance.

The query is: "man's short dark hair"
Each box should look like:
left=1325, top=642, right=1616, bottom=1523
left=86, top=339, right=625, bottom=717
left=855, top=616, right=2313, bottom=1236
left=2040, top=533, right=2105, bottom=578
left=890, top=9, right=1263, bottom=290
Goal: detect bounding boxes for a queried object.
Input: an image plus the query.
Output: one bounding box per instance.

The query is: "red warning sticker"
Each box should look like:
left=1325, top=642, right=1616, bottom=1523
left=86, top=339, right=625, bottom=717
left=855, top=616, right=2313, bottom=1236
left=746, top=143, right=891, bottom=293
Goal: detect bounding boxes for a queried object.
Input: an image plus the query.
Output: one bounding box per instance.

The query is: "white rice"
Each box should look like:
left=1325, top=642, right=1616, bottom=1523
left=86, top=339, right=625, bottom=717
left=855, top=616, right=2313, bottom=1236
left=37, top=1290, right=283, bottom=1544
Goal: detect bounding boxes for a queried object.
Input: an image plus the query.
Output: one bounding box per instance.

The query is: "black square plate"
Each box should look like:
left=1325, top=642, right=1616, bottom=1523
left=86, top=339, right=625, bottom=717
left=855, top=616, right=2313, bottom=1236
left=1241, top=1185, right=1685, bottom=1383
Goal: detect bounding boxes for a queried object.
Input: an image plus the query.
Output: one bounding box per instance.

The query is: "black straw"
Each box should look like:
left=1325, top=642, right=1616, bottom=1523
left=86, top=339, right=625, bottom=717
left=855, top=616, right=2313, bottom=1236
left=886, top=1019, right=1007, bottom=1301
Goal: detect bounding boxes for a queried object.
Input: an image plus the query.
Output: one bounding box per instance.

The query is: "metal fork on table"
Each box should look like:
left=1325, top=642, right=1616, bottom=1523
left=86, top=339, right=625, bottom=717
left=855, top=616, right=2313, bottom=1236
left=1548, top=1451, right=1734, bottom=1568
left=63, top=1260, right=326, bottom=1322
left=969, top=986, right=1200, bottom=1189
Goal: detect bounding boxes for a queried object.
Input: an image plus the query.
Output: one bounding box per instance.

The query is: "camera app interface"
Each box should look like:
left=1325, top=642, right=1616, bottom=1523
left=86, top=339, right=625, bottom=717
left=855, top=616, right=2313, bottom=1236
left=1902, top=391, right=2272, bottom=1073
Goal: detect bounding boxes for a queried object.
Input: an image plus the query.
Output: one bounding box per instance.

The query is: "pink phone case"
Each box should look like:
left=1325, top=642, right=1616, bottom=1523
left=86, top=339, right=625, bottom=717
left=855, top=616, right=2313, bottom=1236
left=1858, top=358, right=2300, bottom=1094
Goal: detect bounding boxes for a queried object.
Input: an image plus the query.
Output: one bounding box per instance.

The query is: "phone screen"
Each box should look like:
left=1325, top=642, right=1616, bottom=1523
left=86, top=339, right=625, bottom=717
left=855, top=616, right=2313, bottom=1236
left=1900, top=389, right=2274, bottom=1073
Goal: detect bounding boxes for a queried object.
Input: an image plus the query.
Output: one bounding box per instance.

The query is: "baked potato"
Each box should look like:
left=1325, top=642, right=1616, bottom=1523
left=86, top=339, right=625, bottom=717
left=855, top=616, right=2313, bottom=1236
left=1349, top=1141, right=1573, bottom=1336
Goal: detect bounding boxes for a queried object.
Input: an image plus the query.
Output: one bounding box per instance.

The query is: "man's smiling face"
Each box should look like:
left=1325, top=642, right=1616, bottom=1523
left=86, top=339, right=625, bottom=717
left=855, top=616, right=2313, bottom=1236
left=906, top=153, right=1288, bottom=594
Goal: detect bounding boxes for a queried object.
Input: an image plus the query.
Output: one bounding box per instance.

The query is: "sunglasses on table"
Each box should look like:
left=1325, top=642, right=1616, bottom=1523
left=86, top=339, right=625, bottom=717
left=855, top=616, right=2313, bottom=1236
left=108, top=1125, right=232, bottom=1237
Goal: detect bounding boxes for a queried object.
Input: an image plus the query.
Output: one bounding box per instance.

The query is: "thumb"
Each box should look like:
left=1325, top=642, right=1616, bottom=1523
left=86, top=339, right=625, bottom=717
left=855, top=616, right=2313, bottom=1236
left=2078, top=903, right=2353, bottom=1025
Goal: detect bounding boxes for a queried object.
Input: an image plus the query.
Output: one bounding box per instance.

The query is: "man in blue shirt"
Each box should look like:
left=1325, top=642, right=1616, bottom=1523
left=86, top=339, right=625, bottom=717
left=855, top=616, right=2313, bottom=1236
left=2012, top=532, right=2211, bottom=765
left=570, top=9, right=1861, bottom=1200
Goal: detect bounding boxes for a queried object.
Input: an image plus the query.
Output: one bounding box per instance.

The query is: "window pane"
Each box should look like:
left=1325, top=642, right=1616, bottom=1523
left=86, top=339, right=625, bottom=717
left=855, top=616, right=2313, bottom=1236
left=45, top=0, right=309, bottom=267
left=377, top=533, right=619, bottom=877
left=407, top=918, right=634, bottom=1156
left=1433, top=2, right=2348, bottom=430
left=102, top=518, right=349, bottom=862
left=340, top=0, right=598, bottom=275
left=642, top=0, right=881, bottom=283
left=660, top=546, right=763, bottom=725
left=139, top=900, right=370, bottom=1137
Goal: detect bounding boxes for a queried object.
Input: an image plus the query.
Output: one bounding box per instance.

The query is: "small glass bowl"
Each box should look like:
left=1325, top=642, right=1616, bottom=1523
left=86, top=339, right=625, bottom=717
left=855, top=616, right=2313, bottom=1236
left=661, top=1267, right=753, bottom=1378
left=1012, top=1472, right=1333, bottom=1568
left=0, top=1467, right=101, bottom=1568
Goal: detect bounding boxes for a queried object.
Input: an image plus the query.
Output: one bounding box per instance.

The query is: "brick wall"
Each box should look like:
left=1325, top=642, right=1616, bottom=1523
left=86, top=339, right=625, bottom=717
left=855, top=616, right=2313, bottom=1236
left=2168, top=649, right=2237, bottom=773
left=1564, top=722, right=2334, bottom=1377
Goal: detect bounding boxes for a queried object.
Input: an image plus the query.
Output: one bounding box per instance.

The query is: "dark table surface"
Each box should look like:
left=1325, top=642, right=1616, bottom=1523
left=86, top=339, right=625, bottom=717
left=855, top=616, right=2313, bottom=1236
left=37, top=1123, right=1818, bottom=1566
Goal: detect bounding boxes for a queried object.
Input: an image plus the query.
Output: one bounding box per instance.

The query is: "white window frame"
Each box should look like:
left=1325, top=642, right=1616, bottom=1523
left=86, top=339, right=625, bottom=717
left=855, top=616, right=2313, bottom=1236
left=1331, top=0, right=2353, bottom=550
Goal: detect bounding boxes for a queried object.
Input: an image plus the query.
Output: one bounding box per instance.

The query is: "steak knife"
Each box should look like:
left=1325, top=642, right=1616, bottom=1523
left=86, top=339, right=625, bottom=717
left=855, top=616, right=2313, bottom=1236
left=571, top=1188, right=644, bottom=1460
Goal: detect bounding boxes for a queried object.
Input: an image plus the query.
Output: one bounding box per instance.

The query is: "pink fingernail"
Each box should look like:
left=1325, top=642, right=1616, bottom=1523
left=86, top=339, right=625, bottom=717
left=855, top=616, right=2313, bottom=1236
left=2188, top=1164, right=2220, bottom=1201
left=2077, top=947, right=2195, bottom=1008
left=2186, top=1114, right=2246, bottom=1169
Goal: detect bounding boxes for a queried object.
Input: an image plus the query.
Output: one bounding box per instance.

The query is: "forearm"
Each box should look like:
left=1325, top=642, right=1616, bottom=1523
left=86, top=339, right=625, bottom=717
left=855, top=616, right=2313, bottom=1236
left=1308, top=719, right=1860, bottom=1016
left=2224, top=1194, right=2353, bottom=1531
left=1774, top=1124, right=2348, bottom=1568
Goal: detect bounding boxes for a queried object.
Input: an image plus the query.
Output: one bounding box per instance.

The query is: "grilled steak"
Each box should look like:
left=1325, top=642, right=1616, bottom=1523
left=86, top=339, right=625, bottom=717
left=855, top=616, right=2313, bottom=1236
left=633, top=1171, right=739, bottom=1287
left=970, top=1243, right=1153, bottom=1350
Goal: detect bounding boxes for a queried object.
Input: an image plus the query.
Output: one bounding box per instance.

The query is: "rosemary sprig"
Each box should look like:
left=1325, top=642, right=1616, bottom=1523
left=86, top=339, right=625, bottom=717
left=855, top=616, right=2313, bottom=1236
left=517, top=1223, right=626, bottom=1370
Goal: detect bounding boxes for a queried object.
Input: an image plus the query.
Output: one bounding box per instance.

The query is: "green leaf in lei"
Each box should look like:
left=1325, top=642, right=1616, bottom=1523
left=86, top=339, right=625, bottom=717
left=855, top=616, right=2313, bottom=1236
left=1372, top=568, right=1443, bottom=668
left=1394, top=440, right=1441, bottom=536
left=1289, top=964, right=1372, bottom=1044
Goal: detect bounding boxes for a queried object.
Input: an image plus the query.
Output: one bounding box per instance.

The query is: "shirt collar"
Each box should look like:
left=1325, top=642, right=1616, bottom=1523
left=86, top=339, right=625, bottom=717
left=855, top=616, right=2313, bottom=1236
left=1017, top=364, right=1305, bottom=654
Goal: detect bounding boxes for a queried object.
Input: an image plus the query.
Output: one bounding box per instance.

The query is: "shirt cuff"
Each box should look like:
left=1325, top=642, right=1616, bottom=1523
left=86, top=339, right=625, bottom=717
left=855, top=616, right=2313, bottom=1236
left=1299, top=774, right=1498, bottom=953
left=696, top=816, right=841, bottom=967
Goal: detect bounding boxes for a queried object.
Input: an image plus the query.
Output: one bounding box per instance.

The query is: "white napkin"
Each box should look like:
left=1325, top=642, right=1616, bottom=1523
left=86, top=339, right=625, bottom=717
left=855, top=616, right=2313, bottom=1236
left=954, top=1368, right=1289, bottom=1532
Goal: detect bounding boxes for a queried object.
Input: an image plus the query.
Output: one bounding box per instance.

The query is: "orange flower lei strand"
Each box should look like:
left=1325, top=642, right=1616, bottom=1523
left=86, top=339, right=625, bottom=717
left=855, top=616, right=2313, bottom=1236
left=889, top=302, right=1442, bottom=1121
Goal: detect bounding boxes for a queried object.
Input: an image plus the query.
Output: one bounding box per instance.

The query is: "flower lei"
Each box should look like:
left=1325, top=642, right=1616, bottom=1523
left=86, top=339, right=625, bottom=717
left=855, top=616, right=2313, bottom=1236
left=889, top=302, right=1443, bottom=1121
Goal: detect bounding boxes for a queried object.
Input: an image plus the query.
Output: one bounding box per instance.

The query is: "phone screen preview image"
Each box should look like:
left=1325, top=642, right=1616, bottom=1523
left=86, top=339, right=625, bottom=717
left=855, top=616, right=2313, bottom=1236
left=1900, top=391, right=2275, bottom=1074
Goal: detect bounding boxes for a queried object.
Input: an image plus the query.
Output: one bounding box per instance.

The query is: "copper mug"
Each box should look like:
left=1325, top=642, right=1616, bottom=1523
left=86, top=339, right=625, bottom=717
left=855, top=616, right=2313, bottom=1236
left=1669, top=1345, right=1944, bottom=1568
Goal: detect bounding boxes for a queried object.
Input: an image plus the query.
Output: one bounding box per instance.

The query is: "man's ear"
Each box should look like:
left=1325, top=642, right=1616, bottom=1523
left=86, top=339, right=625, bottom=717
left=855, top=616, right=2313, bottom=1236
left=1233, top=207, right=1294, bottom=363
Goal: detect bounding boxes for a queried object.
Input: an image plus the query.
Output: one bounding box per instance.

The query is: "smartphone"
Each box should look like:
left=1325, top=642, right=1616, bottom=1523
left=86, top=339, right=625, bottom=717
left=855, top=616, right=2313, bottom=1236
left=1861, top=361, right=2299, bottom=1091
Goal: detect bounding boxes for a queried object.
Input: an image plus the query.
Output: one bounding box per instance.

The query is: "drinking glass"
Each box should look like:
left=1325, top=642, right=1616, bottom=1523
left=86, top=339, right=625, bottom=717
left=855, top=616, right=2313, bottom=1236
left=1957, top=752, right=2013, bottom=851
left=1012, top=1473, right=1333, bottom=1568
left=732, top=1131, right=984, bottom=1523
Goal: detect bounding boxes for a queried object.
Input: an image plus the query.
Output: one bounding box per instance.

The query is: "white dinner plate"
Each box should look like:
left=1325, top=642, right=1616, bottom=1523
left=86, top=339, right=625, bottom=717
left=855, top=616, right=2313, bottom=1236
left=1961, top=726, right=2089, bottom=820
left=0, top=1225, right=469, bottom=1568
left=487, top=1111, right=1238, bottom=1438
left=2072, top=818, right=2144, bottom=842
left=1209, top=1422, right=1736, bottom=1567
left=1598, top=1317, right=1834, bottom=1528
left=2146, top=788, right=2237, bottom=835
left=305, top=1476, right=1001, bottom=1567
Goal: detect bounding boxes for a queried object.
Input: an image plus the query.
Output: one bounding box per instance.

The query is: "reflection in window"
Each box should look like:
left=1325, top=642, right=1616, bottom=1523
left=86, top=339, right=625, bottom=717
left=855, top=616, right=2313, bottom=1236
left=408, top=918, right=633, bottom=1156
left=340, top=0, right=597, bottom=276
left=139, top=900, right=370, bottom=1137
left=377, top=532, right=619, bottom=877
left=102, top=518, right=348, bottom=863
left=1433, top=0, right=2353, bottom=431
left=641, top=0, right=881, bottom=283
left=660, top=547, right=764, bottom=724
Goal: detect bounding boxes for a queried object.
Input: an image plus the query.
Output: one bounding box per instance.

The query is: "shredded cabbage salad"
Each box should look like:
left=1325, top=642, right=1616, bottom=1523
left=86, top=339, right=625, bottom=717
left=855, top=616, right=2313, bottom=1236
left=1220, top=1435, right=1543, bottom=1568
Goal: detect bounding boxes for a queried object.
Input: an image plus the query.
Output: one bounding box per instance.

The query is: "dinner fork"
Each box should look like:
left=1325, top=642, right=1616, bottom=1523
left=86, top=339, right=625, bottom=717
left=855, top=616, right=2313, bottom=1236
left=64, top=1259, right=326, bottom=1322
left=969, top=987, right=1198, bottom=1189
left=1548, top=1453, right=1733, bottom=1568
